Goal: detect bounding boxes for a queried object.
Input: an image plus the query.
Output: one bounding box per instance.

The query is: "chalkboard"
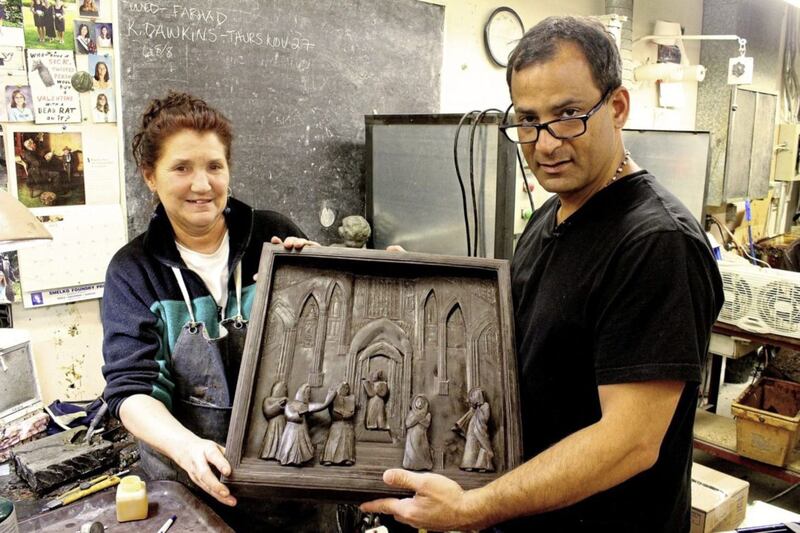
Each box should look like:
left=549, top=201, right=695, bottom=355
left=118, top=0, right=443, bottom=242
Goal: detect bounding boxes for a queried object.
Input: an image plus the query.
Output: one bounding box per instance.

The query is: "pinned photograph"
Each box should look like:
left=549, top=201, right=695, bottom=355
left=91, top=89, right=115, bottom=123
left=88, top=53, right=110, bottom=89
left=0, top=0, right=22, bottom=28
left=0, top=252, right=20, bottom=304
left=95, top=21, right=111, bottom=48
left=73, top=19, right=94, bottom=54
left=0, top=0, right=23, bottom=46
left=5, top=85, right=33, bottom=121
left=23, top=0, right=73, bottom=49
left=14, top=131, right=85, bottom=208
left=78, top=0, right=97, bottom=18
left=0, top=127, right=6, bottom=189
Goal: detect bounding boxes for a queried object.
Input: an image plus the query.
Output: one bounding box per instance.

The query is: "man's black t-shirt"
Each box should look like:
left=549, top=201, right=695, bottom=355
left=504, top=171, right=723, bottom=532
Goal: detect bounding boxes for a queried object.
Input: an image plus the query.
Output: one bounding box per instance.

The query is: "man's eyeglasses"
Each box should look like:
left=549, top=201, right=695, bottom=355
left=500, top=89, right=612, bottom=145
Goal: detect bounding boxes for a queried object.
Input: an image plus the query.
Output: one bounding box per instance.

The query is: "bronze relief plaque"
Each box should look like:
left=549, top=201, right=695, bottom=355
left=224, top=246, right=522, bottom=500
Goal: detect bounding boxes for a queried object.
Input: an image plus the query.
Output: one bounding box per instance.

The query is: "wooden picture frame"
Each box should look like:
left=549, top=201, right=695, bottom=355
left=224, top=246, right=522, bottom=500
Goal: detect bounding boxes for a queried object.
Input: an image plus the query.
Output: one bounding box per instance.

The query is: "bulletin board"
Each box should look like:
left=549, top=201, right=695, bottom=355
left=0, top=0, right=124, bottom=308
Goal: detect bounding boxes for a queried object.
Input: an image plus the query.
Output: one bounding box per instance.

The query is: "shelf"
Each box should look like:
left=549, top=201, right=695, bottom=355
left=712, top=323, right=800, bottom=352
left=694, top=409, right=800, bottom=484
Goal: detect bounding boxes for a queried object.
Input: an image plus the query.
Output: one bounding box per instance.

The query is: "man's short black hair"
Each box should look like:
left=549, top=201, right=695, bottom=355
left=506, top=16, right=622, bottom=96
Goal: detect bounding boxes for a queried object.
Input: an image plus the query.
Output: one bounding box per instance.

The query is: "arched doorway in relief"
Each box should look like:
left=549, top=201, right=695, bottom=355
left=438, top=303, right=465, bottom=395
left=345, top=318, right=413, bottom=441
left=290, top=294, right=320, bottom=389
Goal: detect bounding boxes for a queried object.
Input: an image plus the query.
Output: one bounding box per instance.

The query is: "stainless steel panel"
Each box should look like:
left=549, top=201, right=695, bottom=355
left=370, top=123, right=500, bottom=257
left=725, top=88, right=756, bottom=200
left=622, top=130, right=711, bottom=222
left=749, top=92, right=778, bottom=199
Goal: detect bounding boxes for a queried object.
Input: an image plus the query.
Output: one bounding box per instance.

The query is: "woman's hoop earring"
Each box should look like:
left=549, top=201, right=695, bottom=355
left=227, top=186, right=232, bottom=198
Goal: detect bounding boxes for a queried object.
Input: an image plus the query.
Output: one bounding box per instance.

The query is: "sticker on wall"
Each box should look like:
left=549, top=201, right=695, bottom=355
left=25, top=48, right=81, bottom=123
left=728, top=56, right=754, bottom=85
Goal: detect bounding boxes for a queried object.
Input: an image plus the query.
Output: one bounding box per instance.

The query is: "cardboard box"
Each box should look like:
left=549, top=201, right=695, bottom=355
left=691, top=462, right=749, bottom=533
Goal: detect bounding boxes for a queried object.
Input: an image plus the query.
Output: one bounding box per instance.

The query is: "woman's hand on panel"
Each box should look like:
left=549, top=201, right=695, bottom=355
left=174, top=437, right=237, bottom=506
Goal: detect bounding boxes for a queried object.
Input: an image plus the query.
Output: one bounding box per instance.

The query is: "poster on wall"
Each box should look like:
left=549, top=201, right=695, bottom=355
left=13, top=131, right=85, bottom=208
left=26, top=49, right=81, bottom=123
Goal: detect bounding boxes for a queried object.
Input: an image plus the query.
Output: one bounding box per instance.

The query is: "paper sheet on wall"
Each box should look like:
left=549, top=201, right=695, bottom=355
left=82, top=126, right=120, bottom=205
left=26, top=49, right=81, bottom=124
left=0, top=47, right=26, bottom=76
left=17, top=204, right=125, bottom=307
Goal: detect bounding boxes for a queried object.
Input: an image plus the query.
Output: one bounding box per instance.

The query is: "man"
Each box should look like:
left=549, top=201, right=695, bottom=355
left=362, top=16, right=723, bottom=532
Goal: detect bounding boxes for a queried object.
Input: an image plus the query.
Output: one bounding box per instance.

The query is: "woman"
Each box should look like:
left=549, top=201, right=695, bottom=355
left=259, top=381, right=288, bottom=460
left=453, top=387, right=494, bottom=472
left=75, top=24, right=93, bottom=54
left=403, top=394, right=432, bottom=471
left=79, top=0, right=97, bottom=17
left=53, top=0, right=65, bottom=43
left=96, top=24, right=112, bottom=47
left=320, top=382, right=355, bottom=466
left=92, top=61, right=110, bottom=89
left=31, top=0, right=47, bottom=42
left=8, top=90, right=34, bottom=122
left=92, top=92, right=112, bottom=122
left=275, top=384, right=336, bottom=466
left=101, top=91, right=316, bottom=509
left=43, top=1, right=56, bottom=41
left=362, top=369, right=389, bottom=430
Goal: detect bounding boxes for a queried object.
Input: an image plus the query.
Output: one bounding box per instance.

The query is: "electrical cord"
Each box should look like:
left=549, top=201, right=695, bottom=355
left=454, top=107, right=536, bottom=257
left=468, top=108, right=502, bottom=256
left=765, top=481, right=800, bottom=504
left=455, top=110, right=480, bottom=257
left=706, top=215, right=771, bottom=268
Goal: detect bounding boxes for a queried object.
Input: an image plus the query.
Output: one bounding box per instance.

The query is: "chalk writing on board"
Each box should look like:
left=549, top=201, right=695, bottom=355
left=118, top=0, right=445, bottom=243
left=26, top=50, right=81, bottom=124
left=122, top=1, right=314, bottom=53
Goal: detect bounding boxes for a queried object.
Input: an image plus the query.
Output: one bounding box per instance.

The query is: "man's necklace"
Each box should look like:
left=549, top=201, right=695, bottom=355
left=609, top=149, right=631, bottom=183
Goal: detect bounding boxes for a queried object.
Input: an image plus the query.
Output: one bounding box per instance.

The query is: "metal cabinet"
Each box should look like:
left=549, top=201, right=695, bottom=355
left=719, top=88, right=777, bottom=202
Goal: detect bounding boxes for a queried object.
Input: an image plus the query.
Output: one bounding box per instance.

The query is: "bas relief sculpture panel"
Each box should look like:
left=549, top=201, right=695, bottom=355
left=228, top=248, right=520, bottom=498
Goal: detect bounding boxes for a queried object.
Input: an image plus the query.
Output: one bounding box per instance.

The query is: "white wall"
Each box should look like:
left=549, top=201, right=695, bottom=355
left=13, top=300, right=105, bottom=404
left=434, top=0, right=604, bottom=113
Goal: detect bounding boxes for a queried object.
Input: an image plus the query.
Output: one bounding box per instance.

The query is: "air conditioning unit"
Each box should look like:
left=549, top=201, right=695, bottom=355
left=718, top=260, right=800, bottom=339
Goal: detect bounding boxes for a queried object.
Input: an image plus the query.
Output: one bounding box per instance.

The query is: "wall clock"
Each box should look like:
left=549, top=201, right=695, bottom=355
left=484, top=7, right=525, bottom=68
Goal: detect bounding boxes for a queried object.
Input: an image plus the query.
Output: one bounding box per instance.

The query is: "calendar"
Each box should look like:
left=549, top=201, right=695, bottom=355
left=17, top=204, right=126, bottom=307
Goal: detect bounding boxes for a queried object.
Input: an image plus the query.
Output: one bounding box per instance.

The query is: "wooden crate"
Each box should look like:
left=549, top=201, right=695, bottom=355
left=731, top=377, right=800, bottom=466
